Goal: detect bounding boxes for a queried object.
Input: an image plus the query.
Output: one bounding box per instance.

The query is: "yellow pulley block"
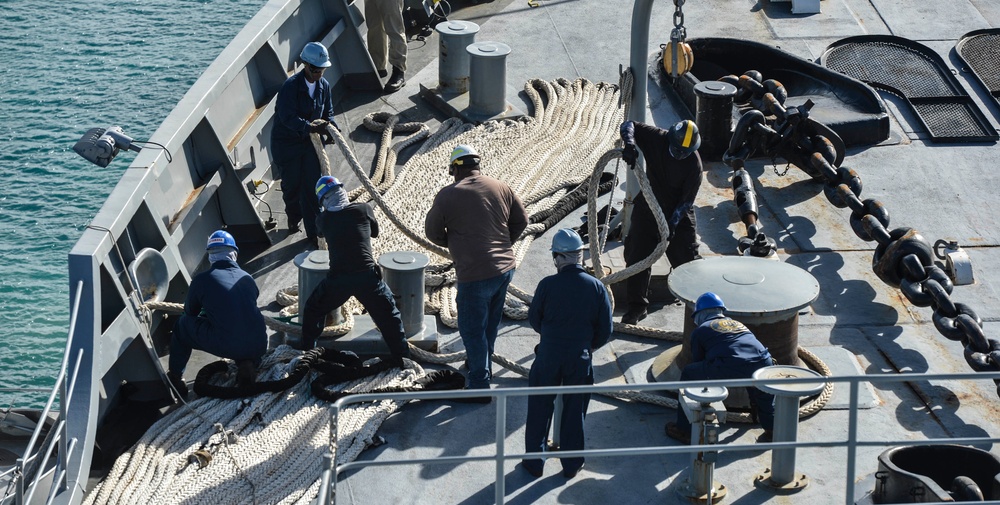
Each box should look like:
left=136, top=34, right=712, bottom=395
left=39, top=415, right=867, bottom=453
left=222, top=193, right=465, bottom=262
left=661, top=41, right=694, bottom=76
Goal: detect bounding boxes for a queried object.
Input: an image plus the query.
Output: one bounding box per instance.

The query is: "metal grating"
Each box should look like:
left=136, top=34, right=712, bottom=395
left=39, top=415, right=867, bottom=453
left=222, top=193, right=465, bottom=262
left=825, top=42, right=956, bottom=97
left=822, top=35, right=998, bottom=142
left=957, top=29, right=1000, bottom=123
left=913, top=99, right=992, bottom=141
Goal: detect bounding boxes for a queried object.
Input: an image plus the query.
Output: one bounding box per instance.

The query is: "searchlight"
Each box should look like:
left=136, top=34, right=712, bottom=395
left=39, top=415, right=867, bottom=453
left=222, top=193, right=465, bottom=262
left=73, top=126, right=143, bottom=167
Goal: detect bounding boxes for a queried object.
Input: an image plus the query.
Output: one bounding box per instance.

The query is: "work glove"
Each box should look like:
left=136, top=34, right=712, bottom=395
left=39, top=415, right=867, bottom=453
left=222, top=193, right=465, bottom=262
left=622, top=143, right=638, bottom=165
left=309, top=120, right=328, bottom=134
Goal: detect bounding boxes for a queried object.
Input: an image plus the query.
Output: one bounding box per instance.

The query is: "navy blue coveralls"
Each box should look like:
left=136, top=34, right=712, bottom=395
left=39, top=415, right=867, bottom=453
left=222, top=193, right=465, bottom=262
left=169, top=260, right=267, bottom=375
left=270, top=70, right=338, bottom=242
left=523, top=264, right=613, bottom=475
left=621, top=121, right=703, bottom=313
left=301, top=202, right=411, bottom=358
left=676, top=314, right=775, bottom=432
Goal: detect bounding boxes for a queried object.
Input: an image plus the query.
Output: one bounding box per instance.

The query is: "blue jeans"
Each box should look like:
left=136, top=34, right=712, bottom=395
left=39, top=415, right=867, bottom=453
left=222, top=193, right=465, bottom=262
left=456, top=269, right=514, bottom=389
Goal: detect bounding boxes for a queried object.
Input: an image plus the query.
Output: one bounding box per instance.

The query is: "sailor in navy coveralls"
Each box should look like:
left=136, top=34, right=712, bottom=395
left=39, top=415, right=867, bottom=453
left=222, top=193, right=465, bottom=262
left=522, top=229, right=613, bottom=478
left=666, top=292, right=775, bottom=443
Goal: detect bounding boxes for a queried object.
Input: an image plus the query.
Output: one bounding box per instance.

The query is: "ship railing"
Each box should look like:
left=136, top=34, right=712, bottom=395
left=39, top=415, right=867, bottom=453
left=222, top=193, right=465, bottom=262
left=320, top=370, right=1000, bottom=505
left=7, top=280, right=86, bottom=505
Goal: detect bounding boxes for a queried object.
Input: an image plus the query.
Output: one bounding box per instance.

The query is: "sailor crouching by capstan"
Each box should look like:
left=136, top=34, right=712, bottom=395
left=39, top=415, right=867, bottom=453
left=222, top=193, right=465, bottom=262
left=521, top=229, right=613, bottom=479
left=666, top=292, right=776, bottom=443
left=299, top=176, right=412, bottom=359
left=168, top=230, right=268, bottom=398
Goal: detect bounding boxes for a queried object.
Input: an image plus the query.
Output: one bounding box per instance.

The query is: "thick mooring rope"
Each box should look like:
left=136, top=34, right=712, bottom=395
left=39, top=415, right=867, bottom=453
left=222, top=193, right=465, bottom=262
left=133, top=75, right=832, bottom=503
left=84, top=347, right=428, bottom=505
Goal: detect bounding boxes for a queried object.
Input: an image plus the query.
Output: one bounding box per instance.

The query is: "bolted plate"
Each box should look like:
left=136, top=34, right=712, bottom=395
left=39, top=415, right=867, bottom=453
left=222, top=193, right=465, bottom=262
left=467, top=41, right=511, bottom=58
left=294, top=250, right=329, bottom=272
left=436, top=20, right=480, bottom=36
left=378, top=251, right=430, bottom=271
left=694, top=80, right=737, bottom=98
left=668, top=257, right=819, bottom=318
left=682, top=386, right=729, bottom=404
left=752, top=365, right=826, bottom=397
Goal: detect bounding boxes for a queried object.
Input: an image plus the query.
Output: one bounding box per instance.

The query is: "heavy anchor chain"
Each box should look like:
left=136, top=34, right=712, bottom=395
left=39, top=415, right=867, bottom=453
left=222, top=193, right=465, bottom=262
left=724, top=70, right=1000, bottom=397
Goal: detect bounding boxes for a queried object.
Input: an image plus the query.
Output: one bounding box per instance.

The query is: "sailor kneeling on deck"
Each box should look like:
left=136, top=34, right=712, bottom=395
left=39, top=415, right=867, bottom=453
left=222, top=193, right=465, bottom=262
left=522, top=229, right=613, bottom=479
left=168, top=230, right=267, bottom=397
left=666, top=292, right=775, bottom=443
left=299, top=176, right=412, bottom=359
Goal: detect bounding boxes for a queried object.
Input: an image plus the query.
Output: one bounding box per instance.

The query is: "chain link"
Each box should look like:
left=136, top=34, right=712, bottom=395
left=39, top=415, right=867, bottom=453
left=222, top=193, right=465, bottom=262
left=725, top=69, right=998, bottom=397
left=671, top=0, right=686, bottom=42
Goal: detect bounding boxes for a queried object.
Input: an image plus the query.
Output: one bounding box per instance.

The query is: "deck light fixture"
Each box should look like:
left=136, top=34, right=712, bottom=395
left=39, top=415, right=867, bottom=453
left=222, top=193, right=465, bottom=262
left=73, top=126, right=143, bottom=167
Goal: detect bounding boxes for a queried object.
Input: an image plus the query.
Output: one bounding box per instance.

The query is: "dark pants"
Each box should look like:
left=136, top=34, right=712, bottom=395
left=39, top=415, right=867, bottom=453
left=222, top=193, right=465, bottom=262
left=301, top=268, right=411, bottom=358
left=169, top=315, right=265, bottom=376
left=523, top=345, right=593, bottom=474
left=676, top=357, right=775, bottom=432
left=276, top=146, right=322, bottom=239
left=624, top=195, right=700, bottom=312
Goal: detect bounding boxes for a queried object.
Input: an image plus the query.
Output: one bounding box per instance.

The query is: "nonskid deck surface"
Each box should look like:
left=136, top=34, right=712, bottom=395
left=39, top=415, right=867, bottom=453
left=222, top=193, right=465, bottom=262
left=189, top=0, right=1000, bottom=503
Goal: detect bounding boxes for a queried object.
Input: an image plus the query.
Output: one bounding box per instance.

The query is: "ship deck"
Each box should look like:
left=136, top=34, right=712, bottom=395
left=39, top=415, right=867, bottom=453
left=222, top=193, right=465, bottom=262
left=181, top=0, right=1000, bottom=503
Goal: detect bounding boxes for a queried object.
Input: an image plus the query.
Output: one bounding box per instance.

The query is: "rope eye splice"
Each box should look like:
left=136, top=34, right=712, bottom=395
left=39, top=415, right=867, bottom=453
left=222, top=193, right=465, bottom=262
left=663, top=0, right=694, bottom=79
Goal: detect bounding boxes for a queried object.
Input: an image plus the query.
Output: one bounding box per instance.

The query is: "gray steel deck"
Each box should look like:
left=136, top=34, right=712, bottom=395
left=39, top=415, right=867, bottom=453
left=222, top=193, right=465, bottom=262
left=211, top=0, right=1000, bottom=503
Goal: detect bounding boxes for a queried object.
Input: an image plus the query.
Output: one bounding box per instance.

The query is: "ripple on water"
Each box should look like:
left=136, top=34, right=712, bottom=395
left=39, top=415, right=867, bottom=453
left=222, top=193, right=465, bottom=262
left=0, top=0, right=264, bottom=406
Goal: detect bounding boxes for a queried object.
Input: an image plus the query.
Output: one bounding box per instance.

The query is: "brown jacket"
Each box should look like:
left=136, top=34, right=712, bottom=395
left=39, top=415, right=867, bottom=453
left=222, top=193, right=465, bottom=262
left=425, top=173, right=528, bottom=283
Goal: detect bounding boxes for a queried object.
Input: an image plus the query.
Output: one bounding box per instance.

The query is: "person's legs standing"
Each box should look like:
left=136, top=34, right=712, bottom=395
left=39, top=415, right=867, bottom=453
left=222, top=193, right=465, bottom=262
left=301, top=276, right=352, bottom=349
left=558, top=349, right=593, bottom=474
left=456, top=276, right=495, bottom=389
left=299, top=148, right=322, bottom=245
left=279, top=153, right=303, bottom=231
left=623, top=198, right=657, bottom=321
left=385, top=0, right=406, bottom=73
left=484, top=269, right=513, bottom=357
left=666, top=206, right=701, bottom=267
left=523, top=349, right=560, bottom=475
left=356, top=269, right=411, bottom=358
left=365, top=0, right=388, bottom=74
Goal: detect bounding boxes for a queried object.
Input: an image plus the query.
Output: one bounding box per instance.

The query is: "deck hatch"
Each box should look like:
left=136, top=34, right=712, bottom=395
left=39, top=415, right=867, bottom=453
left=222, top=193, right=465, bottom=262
left=957, top=29, right=1000, bottom=119
left=822, top=36, right=998, bottom=143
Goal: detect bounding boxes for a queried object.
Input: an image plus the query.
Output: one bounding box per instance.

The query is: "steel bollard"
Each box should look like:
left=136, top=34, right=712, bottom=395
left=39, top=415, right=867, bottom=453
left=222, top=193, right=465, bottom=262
left=435, top=21, right=480, bottom=93
left=377, top=251, right=430, bottom=337
left=467, top=41, right=511, bottom=116
left=294, top=250, right=344, bottom=326
left=694, top=80, right=737, bottom=159
left=678, top=386, right=729, bottom=503
left=753, top=365, right=826, bottom=491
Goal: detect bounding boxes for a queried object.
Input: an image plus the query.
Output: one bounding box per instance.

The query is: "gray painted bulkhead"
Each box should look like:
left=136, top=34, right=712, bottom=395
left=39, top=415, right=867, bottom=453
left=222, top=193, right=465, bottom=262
left=60, top=0, right=380, bottom=501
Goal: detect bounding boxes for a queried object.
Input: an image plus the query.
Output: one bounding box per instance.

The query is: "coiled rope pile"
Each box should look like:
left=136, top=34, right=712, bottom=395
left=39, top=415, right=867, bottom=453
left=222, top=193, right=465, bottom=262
left=119, top=74, right=833, bottom=503
left=262, top=74, right=833, bottom=420
left=84, top=348, right=437, bottom=505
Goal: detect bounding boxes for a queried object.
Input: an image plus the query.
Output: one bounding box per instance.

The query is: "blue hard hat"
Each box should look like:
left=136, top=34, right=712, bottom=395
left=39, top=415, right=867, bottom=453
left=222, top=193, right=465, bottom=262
left=300, top=42, right=332, bottom=68
left=551, top=228, right=585, bottom=253
left=692, top=292, right=725, bottom=318
left=206, top=230, right=238, bottom=252
left=315, top=175, right=343, bottom=201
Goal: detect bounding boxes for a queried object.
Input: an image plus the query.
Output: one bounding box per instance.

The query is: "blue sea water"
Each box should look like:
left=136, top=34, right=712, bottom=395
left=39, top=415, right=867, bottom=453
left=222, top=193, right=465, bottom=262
left=0, top=0, right=265, bottom=406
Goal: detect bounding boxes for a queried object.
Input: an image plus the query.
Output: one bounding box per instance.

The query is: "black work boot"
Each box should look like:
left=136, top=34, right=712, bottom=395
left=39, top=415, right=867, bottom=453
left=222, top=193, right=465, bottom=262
left=620, top=308, right=647, bottom=326
left=167, top=371, right=189, bottom=399
left=236, top=360, right=256, bottom=388
left=384, top=66, right=405, bottom=93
